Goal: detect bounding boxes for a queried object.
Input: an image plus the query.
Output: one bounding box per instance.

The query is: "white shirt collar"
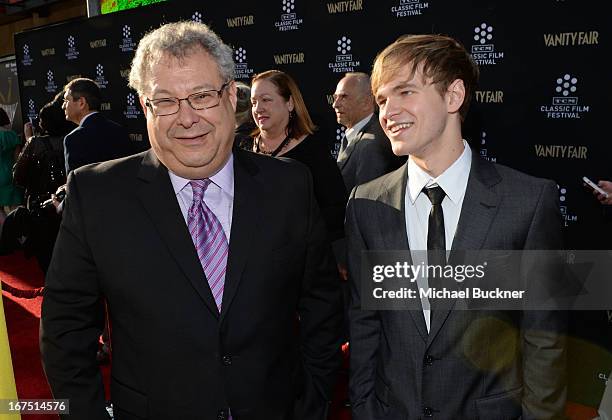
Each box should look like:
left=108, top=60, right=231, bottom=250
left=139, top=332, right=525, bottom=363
left=345, top=113, right=374, bottom=144
left=407, top=140, right=472, bottom=205
left=168, top=153, right=235, bottom=197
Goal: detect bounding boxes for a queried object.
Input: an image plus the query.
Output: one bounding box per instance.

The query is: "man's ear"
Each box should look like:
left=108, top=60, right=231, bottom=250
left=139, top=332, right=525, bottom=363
left=446, top=79, right=466, bottom=115
left=227, top=81, right=238, bottom=111
left=139, top=96, right=148, bottom=117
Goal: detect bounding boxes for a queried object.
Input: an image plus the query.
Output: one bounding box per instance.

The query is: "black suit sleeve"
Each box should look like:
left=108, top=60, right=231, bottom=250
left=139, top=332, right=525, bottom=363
left=295, top=165, right=343, bottom=419
left=64, top=131, right=85, bottom=174
left=521, top=180, right=567, bottom=420
left=40, top=171, right=108, bottom=420
left=345, top=188, right=381, bottom=420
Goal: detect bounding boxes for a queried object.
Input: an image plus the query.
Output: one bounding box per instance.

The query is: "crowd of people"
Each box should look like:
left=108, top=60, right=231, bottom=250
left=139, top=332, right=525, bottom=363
left=0, top=18, right=611, bottom=420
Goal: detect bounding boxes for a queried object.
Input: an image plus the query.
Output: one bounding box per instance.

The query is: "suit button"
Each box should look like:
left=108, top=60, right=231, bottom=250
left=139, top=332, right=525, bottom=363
left=423, top=406, right=434, bottom=417
left=222, top=355, right=232, bottom=366
left=424, top=355, right=434, bottom=366
left=217, top=409, right=227, bottom=420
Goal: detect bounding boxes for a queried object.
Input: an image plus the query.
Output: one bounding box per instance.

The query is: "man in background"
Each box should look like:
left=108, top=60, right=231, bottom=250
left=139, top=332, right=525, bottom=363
left=62, top=78, right=132, bottom=174
left=333, top=72, right=403, bottom=193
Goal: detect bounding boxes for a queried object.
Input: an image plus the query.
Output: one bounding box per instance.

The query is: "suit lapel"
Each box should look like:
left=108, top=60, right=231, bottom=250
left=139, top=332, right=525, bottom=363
left=378, top=164, right=428, bottom=340
left=337, top=115, right=375, bottom=169
left=426, top=155, right=501, bottom=346
left=135, top=150, right=220, bottom=317
left=219, top=149, right=261, bottom=322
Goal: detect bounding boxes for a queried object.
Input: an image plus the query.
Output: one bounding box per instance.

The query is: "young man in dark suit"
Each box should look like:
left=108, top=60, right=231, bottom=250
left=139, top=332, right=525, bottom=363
left=347, top=35, right=567, bottom=419
left=62, top=78, right=132, bottom=174
left=41, top=21, right=342, bottom=420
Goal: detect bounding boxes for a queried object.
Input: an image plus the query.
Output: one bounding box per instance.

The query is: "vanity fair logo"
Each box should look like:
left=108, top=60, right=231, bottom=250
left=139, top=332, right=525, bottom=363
left=234, top=47, right=254, bottom=80
left=329, top=36, right=360, bottom=73
left=45, top=70, right=58, bottom=93
left=540, top=74, right=589, bottom=119
left=327, top=0, right=363, bottom=13
left=120, top=25, right=136, bottom=52
left=275, top=0, right=303, bottom=32
left=66, top=35, right=79, bottom=60
left=21, top=44, right=33, bottom=66
left=273, top=52, right=305, bottom=65
left=390, top=0, right=430, bottom=17
left=470, top=23, right=504, bottom=65
left=123, top=93, right=142, bottom=119
left=226, top=15, right=254, bottom=28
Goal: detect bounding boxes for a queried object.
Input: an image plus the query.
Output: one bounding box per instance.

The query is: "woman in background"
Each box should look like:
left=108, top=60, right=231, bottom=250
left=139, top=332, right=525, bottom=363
left=14, top=91, right=74, bottom=210
left=250, top=70, right=347, bottom=245
left=12, top=93, right=75, bottom=273
left=0, top=108, right=22, bottom=223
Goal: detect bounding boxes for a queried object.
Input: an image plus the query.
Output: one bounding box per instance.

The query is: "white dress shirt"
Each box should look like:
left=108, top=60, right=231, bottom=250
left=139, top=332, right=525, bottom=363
left=344, top=113, right=374, bottom=147
left=405, top=141, right=472, bottom=331
left=168, top=154, right=234, bottom=241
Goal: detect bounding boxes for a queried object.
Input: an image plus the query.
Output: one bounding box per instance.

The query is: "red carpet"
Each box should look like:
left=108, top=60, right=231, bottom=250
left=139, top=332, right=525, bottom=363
left=1, top=250, right=111, bottom=420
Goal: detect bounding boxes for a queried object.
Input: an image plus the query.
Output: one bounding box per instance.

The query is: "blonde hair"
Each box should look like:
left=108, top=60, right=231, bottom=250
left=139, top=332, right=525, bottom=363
left=372, top=34, right=479, bottom=121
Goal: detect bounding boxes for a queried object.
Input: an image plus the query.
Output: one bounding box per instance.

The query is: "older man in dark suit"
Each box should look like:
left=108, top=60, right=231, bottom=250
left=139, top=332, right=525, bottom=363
left=333, top=72, right=404, bottom=193
left=41, top=21, right=342, bottom=420
left=347, top=35, right=566, bottom=420
left=62, top=78, right=132, bottom=174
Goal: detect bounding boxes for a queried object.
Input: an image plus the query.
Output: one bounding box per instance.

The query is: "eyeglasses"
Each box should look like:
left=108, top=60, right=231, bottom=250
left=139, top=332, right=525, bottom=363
left=144, top=82, right=230, bottom=116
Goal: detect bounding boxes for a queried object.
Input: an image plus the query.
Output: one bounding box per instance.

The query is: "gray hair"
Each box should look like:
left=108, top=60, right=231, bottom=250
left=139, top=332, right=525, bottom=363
left=128, top=21, right=235, bottom=95
left=235, top=81, right=252, bottom=126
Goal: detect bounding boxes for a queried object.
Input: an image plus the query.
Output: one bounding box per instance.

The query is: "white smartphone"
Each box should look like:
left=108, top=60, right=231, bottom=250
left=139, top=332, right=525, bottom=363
left=583, top=176, right=609, bottom=198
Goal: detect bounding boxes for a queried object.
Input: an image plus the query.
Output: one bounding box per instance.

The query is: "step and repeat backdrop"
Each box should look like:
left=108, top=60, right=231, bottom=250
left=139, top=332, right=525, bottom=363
left=13, top=0, right=612, bottom=409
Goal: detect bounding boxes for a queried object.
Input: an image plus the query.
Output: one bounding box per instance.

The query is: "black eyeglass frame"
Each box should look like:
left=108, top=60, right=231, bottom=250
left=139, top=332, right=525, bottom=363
left=144, top=81, right=230, bottom=116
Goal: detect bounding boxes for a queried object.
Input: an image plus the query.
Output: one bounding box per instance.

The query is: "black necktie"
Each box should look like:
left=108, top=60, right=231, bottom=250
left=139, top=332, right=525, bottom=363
left=423, top=186, right=447, bottom=298
left=338, top=132, right=348, bottom=157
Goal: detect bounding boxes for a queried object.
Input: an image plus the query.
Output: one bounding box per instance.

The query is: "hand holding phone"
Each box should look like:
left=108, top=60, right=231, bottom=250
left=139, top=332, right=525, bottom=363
left=583, top=176, right=609, bottom=198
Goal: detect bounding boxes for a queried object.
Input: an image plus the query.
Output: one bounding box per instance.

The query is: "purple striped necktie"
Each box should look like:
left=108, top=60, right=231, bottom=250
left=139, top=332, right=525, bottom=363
left=188, top=179, right=228, bottom=312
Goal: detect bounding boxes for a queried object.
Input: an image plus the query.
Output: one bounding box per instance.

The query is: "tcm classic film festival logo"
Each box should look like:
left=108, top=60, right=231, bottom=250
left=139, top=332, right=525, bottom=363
left=275, top=0, right=303, bottom=31
left=478, top=131, right=496, bottom=163
left=389, top=0, right=430, bottom=17
left=120, top=25, right=136, bottom=52
left=331, top=126, right=346, bottom=159
left=66, top=35, right=79, bottom=60
left=191, top=11, right=203, bottom=23
left=558, top=185, right=578, bottom=226
left=26, top=99, right=37, bottom=121
left=45, top=70, right=58, bottom=93
left=95, top=64, right=109, bottom=89
left=470, top=23, right=504, bottom=65
left=329, top=36, right=360, bottom=73
left=234, top=47, right=254, bottom=80
left=21, top=44, right=33, bottom=66
left=540, top=74, right=589, bottom=119
left=124, top=93, right=142, bottom=119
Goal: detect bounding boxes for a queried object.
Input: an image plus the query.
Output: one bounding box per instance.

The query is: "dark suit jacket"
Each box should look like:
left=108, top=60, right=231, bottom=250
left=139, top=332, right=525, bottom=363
left=336, top=115, right=404, bottom=194
left=41, top=148, right=343, bottom=420
left=63, top=112, right=132, bottom=173
left=347, top=153, right=567, bottom=420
